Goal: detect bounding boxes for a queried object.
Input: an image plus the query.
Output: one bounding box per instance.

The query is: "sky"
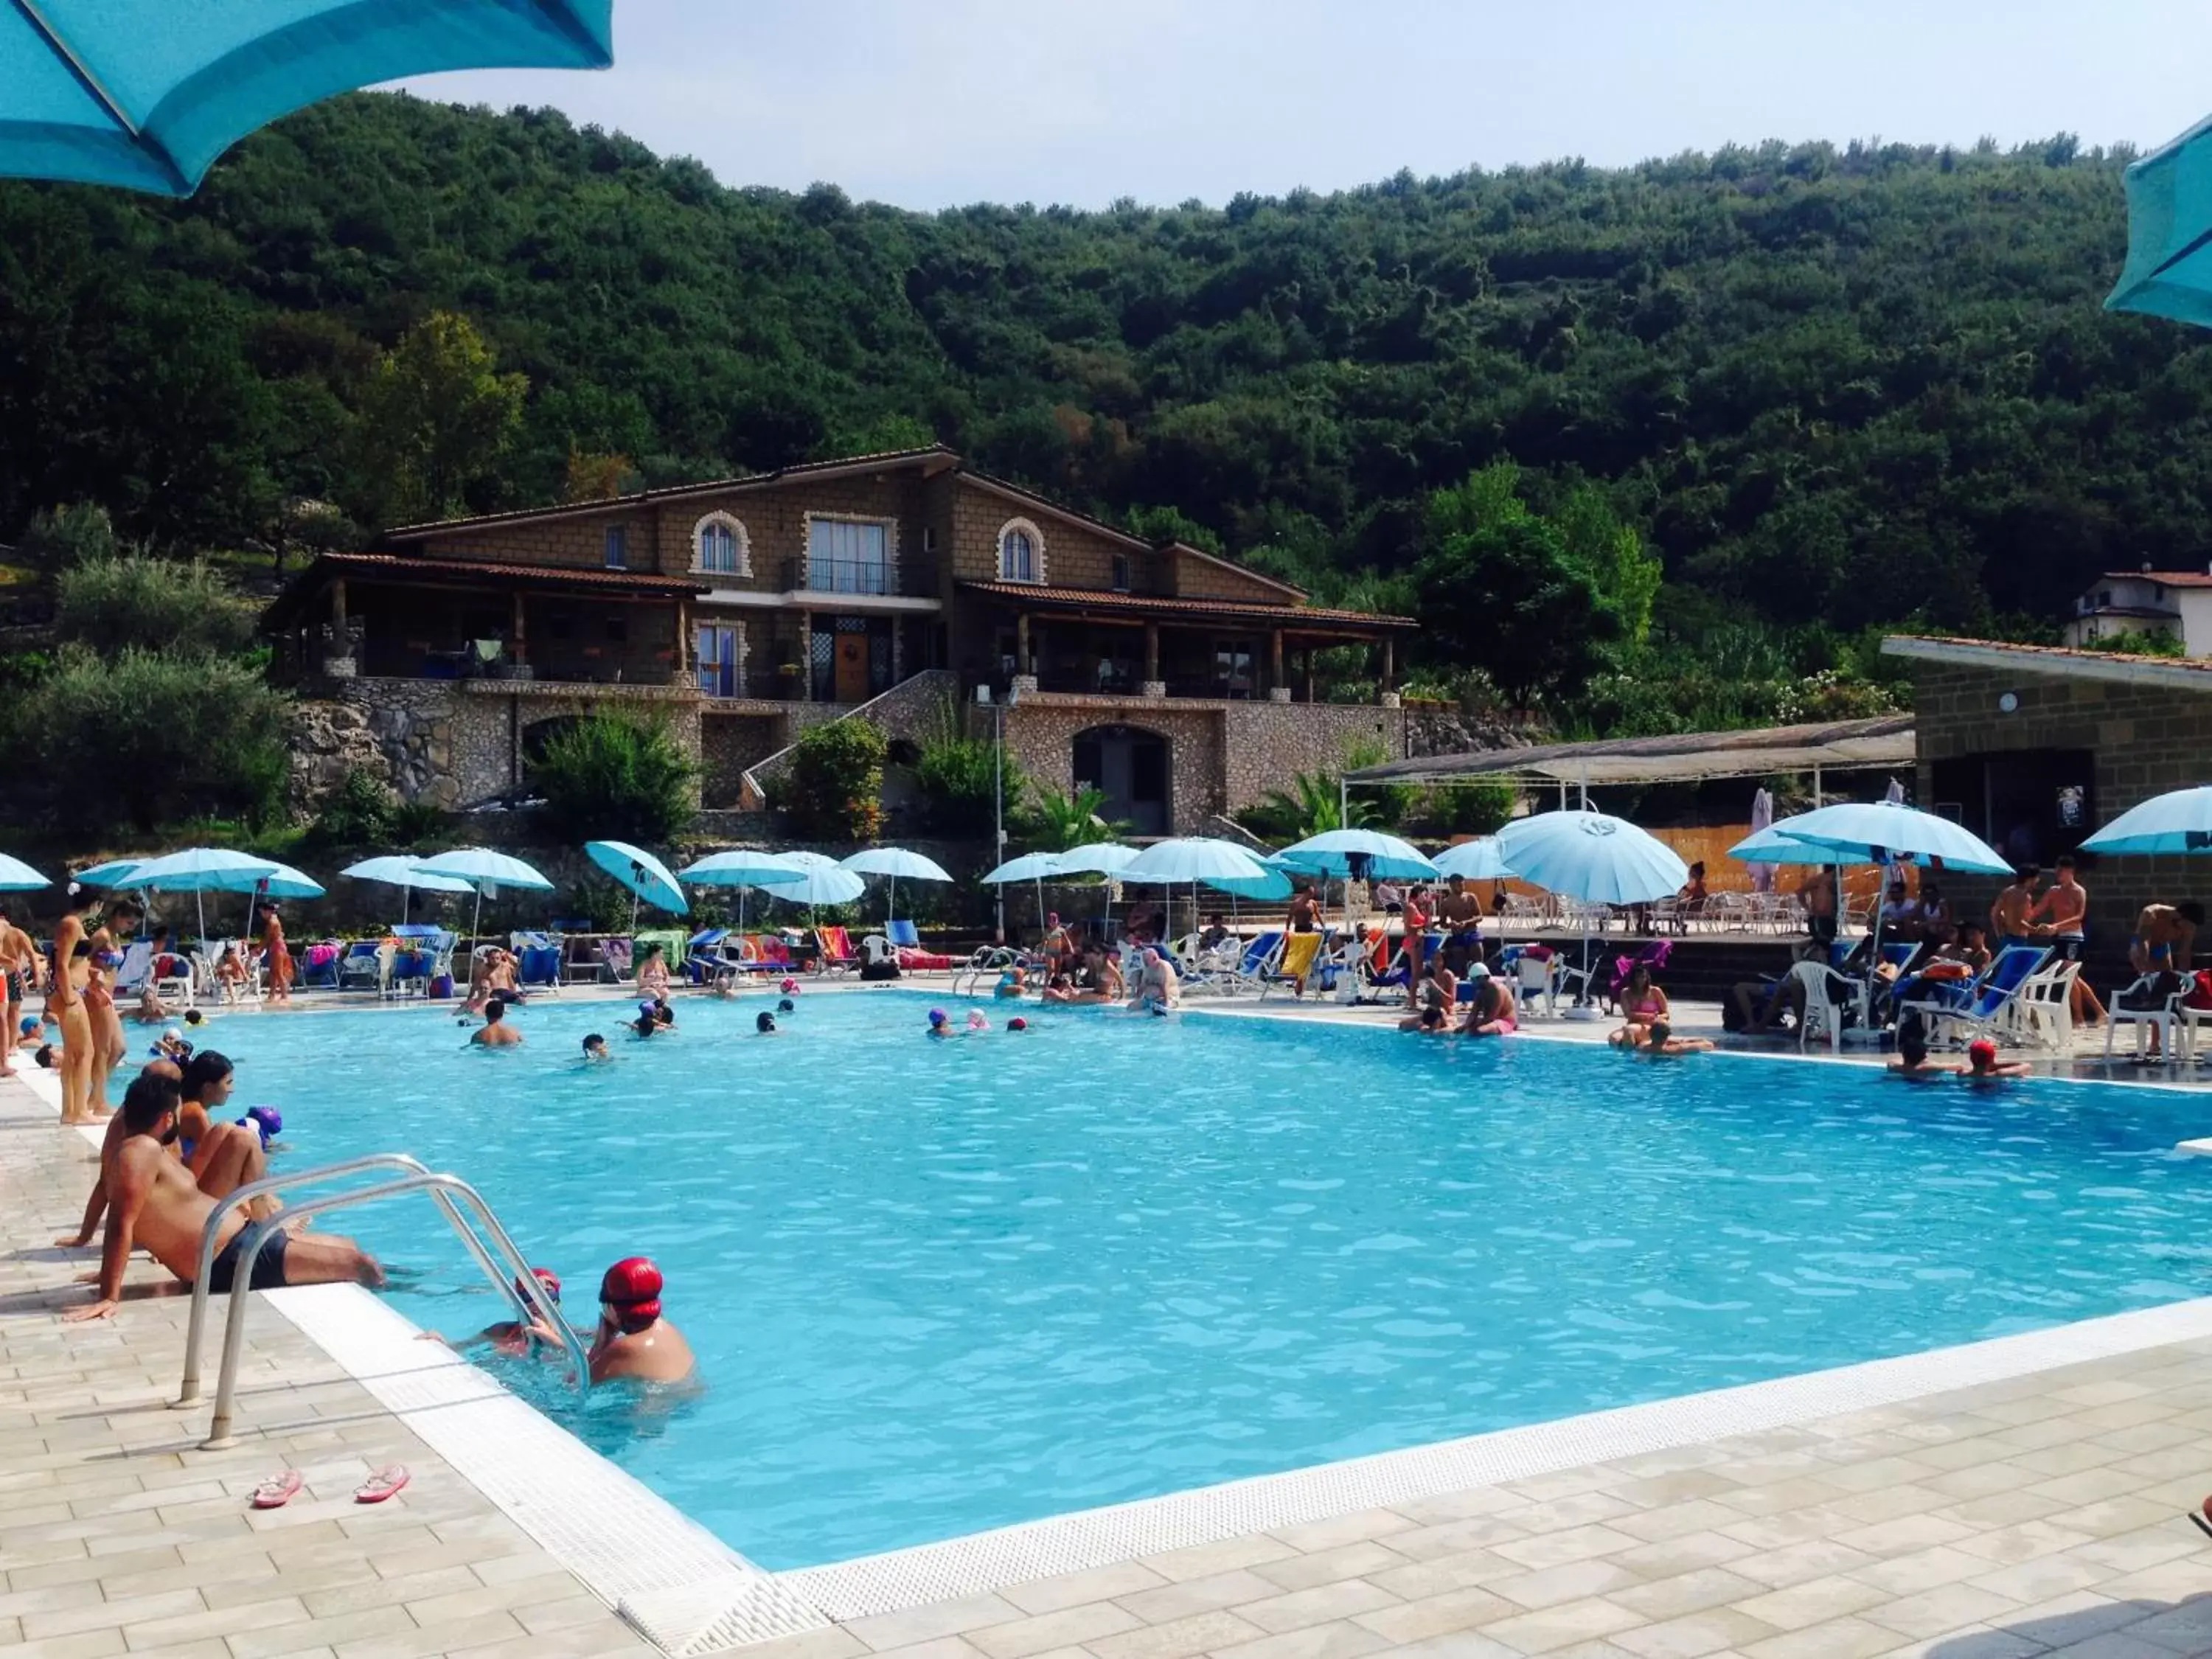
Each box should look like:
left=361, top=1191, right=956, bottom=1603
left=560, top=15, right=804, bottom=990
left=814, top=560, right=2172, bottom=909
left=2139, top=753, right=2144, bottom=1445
left=395, top=0, right=2212, bottom=211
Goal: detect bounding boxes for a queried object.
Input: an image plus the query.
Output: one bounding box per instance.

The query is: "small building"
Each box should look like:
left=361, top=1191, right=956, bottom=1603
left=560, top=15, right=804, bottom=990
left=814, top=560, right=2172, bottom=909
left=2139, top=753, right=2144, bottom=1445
left=1885, top=633, right=2212, bottom=970
left=262, top=446, right=1416, bottom=829
left=2061, top=567, right=2212, bottom=654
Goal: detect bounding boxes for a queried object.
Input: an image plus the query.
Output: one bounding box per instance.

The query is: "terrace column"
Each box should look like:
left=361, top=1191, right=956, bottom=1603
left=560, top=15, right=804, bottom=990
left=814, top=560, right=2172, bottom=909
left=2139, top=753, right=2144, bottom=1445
left=1304, top=647, right=1317, bottom=704
left=330, top=577, right=347, bottom=640
left=1016, top=612, right=1032, bottom=675
left=1142, top=622, right=1164, bottom=700
left=797, top=608, right=813, bottom=700
left=675, top=596, right=692, bottom=681
left=509, top=591, right=527, bottom=670
left=1268, top=629, right=1291, bottom=703
left=1382, top=636, right=1396, bottom=692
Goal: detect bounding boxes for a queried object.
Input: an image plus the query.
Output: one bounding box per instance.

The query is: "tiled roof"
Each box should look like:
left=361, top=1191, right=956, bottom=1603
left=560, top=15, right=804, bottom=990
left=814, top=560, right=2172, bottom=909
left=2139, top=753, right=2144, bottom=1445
left=381, top=446, right=961, bottom=539
left=957, top=580, right=1415, bottom=630
left=2101, top=569, right=2212, bottom=588
left=262, top=552, right=705, bottom=627
left=1882, top=633, right=2212, bottom=684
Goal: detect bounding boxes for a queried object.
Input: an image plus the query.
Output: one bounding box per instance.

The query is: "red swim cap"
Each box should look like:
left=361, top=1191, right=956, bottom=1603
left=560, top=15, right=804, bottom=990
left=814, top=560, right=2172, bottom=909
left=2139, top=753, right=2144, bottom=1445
left=1968, top=1039, right=1997, bottom=1068
left=599, top=1257, right=662, bottom=1333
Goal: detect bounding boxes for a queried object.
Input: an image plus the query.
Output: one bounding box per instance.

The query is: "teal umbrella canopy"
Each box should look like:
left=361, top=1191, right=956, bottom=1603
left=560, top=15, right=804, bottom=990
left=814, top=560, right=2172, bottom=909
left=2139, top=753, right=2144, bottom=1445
left=1495, top=811, right=1687, bottom=906
left=0, top=853, right=52, bottom=892
left=1, top=0, right=614, bottom=198
left=1053, top=843, right=1139, bottom=876
left=2109, top=115, right=2212, bottom=327
left=1752, top=801, right=2012, bottom=877
left=341, top=855, right=474, bottom=894
left=1121, top=838, right=1272, bottom=887
left=1431, top=838, right=1513, bottom=881
left=585, top=840, right=686, bottom=915
left=126, top=846, right=295, bottom=894
left=70, top=858, right=145, bottom=888
left=2080, top=785, right=2212, bottom=855
left=412, top=847, right=554, bottom=893
left=1276, top=829, right=1438, bottom=882
left=763, top=852, right=865, bottom=909
left=679, top=850, right=807, bottom=890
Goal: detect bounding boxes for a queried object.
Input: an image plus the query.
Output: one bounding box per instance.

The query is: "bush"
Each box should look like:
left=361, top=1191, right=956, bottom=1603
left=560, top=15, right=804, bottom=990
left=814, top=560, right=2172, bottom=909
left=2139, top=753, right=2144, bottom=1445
left=528, top=708, right=698, bottom=842
left=21, top=645, right=288, bottom=830
left=781, top=717, right=886, bottom=841
left=303, top=765, right=403, bottom=850
left=18, top=503, right=119, bottom=573
left=1016, top=784, right=1127, bottom=851
left=912, top=702, right=1026, bottom=836
left=55, top=554, right=256, bottom=657
left=1412, top=779, right=1518, bottom=836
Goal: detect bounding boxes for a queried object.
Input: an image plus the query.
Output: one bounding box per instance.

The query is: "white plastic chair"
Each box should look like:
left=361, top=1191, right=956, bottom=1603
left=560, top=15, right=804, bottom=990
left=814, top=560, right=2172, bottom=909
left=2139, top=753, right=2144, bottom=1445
left=2014, top=959, right=2079, bottom=1053
left=1787, top=959, right=1850, bottom=1054
left=2107, top=973, right=2188, bottom=1062
left=1512, top=951, right=1560, bottom=1018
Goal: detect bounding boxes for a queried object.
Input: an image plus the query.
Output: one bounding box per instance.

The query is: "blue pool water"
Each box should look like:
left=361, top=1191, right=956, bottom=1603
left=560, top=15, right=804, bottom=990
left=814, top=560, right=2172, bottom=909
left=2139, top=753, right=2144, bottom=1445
left=197, top=992, right=2212, bottom=1568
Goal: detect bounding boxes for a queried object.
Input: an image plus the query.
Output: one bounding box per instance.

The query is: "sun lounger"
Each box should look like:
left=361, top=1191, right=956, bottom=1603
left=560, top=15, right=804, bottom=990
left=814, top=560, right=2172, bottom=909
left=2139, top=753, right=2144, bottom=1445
left=1259, top=932, right=1326, bottom=1000
left=337, top=939, right=391, bottom=994
left=814, top=925, right=859, bottom=976
left=1903, top=945, right=2050, bottom=1049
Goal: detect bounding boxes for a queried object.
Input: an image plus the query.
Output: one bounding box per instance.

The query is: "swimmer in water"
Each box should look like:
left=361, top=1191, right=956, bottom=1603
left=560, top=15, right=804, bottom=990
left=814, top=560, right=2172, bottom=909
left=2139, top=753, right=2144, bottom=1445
left=927, top=1008, right=953, bottom=1039
left=1007, top=1016, right=1029, bottom=1032
left=1888, top=1015, right=1959, bottom=1079
left=776, top=997, right=795, bottom=1014
left=590, top=1258, right=697, bottom=1385
left=755, top=1011, right=779, bottom=1034
left=1632, top=1019, right=1713, bottom=1056
left=779, top=977, right=801, bottom=998
left=469, top=998, right=523, bottom=1048
left=581, top=1033, right=611, bottom=1062
left=1964, top=1037, right=2031, bottom=1082
left=424, top=1267, right=571, bottom=1356
left=630, top=1009, right=658, bottom=1040
left=967, top=1008, right=990, bottom=1032
left=709, top=970, right=737, bottom=1000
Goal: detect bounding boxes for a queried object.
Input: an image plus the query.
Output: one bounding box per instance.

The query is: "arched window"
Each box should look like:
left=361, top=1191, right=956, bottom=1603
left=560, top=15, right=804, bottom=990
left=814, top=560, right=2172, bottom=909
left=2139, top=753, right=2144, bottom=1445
left=692, top=512, right=750, bottom=577
left=997, top=518, right=1046, bottom=583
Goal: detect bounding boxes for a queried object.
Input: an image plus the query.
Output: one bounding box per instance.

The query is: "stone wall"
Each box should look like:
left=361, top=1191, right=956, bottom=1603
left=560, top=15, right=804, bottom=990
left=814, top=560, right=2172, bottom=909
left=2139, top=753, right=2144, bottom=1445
left=739, top=669, right=960, bottom=805
left=1907, top=655, right=2212, bottom=974
left=947, top=478, right=1144, bottom=589
left=995, top=692, right=1408, bottom=832
left=700, top=712, right=789, bottom=808
left=1166, top=544, right=1301, bottom=605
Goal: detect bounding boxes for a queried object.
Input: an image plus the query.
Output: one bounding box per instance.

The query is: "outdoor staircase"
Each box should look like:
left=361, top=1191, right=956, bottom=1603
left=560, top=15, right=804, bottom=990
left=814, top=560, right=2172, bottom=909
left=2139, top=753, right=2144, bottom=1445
left=738, top=669, right=958, bottom=810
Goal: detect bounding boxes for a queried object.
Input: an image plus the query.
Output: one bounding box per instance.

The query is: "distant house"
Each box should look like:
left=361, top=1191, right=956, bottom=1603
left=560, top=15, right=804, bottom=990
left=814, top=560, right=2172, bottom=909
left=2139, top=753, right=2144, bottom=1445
left=2061, top=567, right=2212, bottom=655
left=262, top=446, right=1417, bottom=828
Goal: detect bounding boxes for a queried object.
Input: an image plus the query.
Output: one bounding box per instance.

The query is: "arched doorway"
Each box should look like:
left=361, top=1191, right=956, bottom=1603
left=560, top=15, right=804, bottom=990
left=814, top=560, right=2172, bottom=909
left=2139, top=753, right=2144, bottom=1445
left=1074, top=725, right=1169, bottom=835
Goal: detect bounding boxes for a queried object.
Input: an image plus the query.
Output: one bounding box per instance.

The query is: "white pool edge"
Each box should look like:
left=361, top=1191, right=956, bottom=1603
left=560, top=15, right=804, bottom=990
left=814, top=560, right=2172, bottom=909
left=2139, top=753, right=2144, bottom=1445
left=21, top=1005, right=2212, bottom=1648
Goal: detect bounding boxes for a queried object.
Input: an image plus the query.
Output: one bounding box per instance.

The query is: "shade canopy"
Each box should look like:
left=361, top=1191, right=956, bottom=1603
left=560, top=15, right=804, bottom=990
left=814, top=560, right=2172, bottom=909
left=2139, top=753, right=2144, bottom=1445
left=2080, top=785, right=2212, bottom=855
left=1275, top=829, right=1439, bottom=882
left=2108, top=114, right=2212, bottom=328
left=1494, top=812, right=1688, bottom=905
left=981, top=852, right=1065, bottom=885
left=585, top=841, right=687, bottom=915
left=411, top=847, right=554, bottom=894
left=1204, top=863, right=1294, bottom=901
left=340, top=855, right=475, bottom=894
left=1121, top=838, right=1272, bottom=886
left=126, top=847, right=319, bottom=896
left=1752, top=801, right=2013, bottom=877
left=1050, top=843, right=1140, bottom=877
left=760, top=851, right=866, bottom=908
left=678, top=849, right=808, bottom=890
left=841, top=847, right=953, bottom=883
left=0, top=854, right=52, bottom=892
left=1728, top=824, right=1884, bottom=869
left=1, top=0, right=614, bottom=198
left=71, top=858, right=146, bottom=888
left=1430, top=838, right=1514, bottom=881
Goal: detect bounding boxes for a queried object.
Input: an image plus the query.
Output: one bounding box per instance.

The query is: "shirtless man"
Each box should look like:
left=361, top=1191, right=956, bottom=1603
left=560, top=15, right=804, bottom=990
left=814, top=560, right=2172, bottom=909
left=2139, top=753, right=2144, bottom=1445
left=1437, top=877, right=1484, bottom=953
left=63, top=1070, right=381, bottom=1321
left=1285, top=886, right=1321, bottom=936
left=470, top=998, right=524, bottom=1048
left=2030, top=855, right=2104, bottom=1025
left=2129, top=901, right=2202, bottom=978
left=1796, top=870, right=1837, bottom=947
left=1129, top=947, right=1180, bottom=1014
left=1989, top=866, right=2039, bottom=951
left=1459, top=964, right=1518, bottom=1036
left=0, top=901, right=42, bottom=1080
left=588, top=1258, right=695, bottom=1385
left=1627, top=1019, right=1713, bottom=1056
left=60, top=1053, right=276, bottom=1248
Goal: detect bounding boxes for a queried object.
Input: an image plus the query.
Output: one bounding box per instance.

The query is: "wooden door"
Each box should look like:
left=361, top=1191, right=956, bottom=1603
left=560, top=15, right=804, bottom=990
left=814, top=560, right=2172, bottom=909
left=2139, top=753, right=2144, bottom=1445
left=835, top=633, right=869, bottom=703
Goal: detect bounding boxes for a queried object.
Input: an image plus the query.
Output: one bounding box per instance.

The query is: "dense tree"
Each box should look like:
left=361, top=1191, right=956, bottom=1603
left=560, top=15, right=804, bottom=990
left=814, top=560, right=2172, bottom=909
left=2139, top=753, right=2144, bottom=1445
left=0, top=98, right=2196, bottom=717
left=354, top=310, right=527, bottom=523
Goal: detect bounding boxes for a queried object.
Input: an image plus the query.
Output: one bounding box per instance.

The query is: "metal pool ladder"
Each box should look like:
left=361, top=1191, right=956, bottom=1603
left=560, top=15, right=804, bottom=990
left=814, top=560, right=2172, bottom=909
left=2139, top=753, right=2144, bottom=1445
left=175, top=1154, right=590, bottom=1449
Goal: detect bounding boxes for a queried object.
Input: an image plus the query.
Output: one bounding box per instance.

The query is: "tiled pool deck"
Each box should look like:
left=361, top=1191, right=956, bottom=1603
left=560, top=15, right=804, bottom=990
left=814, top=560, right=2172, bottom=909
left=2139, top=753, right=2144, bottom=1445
left=5, top=987, right=2212, bottom=1658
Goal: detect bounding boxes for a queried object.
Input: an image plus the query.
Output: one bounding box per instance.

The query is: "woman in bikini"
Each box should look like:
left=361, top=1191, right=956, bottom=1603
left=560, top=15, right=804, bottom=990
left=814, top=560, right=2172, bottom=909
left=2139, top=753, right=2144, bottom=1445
left=1618, top=963, right=1669, bottom=1031
left=83, top=893, right=139, bottom=1120
left=259, top=902, right=294, bottom=1005
left=50, top=886, right=103, bottom=1125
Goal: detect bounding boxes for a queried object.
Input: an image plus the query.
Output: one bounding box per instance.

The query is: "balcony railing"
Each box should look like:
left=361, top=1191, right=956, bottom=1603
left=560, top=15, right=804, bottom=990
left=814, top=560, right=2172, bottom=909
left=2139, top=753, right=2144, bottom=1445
left=778, top=555, right=939, bottom=599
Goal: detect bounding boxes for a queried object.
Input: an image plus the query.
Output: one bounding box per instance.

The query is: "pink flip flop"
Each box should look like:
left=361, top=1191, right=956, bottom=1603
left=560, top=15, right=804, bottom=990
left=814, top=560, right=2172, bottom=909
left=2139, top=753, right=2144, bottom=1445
left=249, top=1471, right=302, bottom=1509
left=354, top=1465, right=410, bottom=1504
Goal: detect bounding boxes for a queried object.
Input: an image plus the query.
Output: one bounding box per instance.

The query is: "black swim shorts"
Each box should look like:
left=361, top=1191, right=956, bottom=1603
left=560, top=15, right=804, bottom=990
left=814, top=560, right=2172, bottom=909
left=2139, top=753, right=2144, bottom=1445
left=206, top=1226, right=289, bottom=1294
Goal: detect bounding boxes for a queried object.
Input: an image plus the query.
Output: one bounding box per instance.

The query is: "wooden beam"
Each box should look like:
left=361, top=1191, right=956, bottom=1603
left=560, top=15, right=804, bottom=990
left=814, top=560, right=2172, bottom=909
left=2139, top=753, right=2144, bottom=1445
left=1270, top=628, right=1285, bottom=691
left=1382, top=636, right=1396, bottom=692
left=1144, top=622, right=1160, bottom=682
left=509, top=591, right=526, bottom=667
left=1016, top=612, right=1032, bottom=674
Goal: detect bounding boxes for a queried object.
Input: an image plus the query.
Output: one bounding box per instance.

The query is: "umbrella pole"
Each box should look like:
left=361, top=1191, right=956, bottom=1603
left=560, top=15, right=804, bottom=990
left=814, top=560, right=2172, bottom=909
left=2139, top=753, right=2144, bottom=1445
left=471, top=887, right=484, bottom=947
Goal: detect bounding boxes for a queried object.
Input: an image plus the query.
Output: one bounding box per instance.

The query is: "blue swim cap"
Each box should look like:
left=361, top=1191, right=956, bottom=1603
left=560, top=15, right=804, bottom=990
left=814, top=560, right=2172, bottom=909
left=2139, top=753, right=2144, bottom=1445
left=928, top=1008, right=947, bottom=1026
left=639, top=999, right=657, bottom=1016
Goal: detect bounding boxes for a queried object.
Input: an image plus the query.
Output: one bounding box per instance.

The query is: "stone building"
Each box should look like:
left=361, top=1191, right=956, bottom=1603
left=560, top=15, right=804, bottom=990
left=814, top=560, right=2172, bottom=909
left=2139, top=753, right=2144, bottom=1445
left=1884, top=633, right=2212, bottom=978
left=263, top=446, right=1416, bottom=828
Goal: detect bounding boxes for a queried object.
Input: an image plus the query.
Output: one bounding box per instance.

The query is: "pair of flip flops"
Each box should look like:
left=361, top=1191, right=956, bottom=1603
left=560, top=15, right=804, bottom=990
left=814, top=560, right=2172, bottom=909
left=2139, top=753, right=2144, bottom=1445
left=249, top=1466, right=409, bottom=1509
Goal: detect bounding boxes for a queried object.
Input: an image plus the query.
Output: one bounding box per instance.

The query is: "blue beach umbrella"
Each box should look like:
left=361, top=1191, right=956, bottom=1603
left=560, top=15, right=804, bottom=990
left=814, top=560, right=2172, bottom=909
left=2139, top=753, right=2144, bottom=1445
left=1, top=1, right=615, bottom=198
left=0, top=853, right=51, bottom=892
left=758, top=851, right=865, bottom=933
left=126, top=846, right=323, bottom=939
left=841, top=846, right=953, bottom=930
left=411, top=846, right=554, bottom=941
left=1495, top=812, right=1686, bottom=908
left=982, top=850, right=1065, bottom=934
left=585, top=839, right=688, bottom=934
left=1276, top=829, right=1439, bottom=883
left=1122, top=838, right=1274, bottom=939
left=2081, top=785, right=2212, bottom=855
left=69, top=858, right=145, bottom=889
left=1431, top=838, right=1514, bottom=881
left=1755, top=801, right=2011, bottom=877
left=679, top=848, right=807, bottom=933
left=2108, top=115, right=2212, bottom=327
left=341, top=854, right=472, bottom=926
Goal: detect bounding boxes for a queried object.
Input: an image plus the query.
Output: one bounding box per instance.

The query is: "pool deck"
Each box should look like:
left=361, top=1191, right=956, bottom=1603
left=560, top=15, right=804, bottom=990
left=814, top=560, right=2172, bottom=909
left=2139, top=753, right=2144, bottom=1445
left=5, top=987, right=2212, bottom=1658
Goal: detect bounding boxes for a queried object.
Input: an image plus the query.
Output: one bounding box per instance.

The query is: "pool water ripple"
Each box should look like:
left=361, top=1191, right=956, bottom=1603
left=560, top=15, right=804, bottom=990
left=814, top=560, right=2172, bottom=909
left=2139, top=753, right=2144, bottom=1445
left=203, top=991, right=2212, bottom=1568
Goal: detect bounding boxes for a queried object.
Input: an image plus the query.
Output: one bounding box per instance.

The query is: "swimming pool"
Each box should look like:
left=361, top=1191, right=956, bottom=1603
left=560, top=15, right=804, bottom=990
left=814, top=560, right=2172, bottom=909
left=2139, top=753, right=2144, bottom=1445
left=200, top=992, right=2212, bottom=1570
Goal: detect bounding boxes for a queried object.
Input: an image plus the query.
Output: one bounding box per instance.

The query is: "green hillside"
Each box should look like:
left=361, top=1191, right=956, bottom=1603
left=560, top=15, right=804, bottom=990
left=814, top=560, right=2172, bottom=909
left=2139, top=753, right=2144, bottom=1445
left=0, top=96, right=2200, bottom=720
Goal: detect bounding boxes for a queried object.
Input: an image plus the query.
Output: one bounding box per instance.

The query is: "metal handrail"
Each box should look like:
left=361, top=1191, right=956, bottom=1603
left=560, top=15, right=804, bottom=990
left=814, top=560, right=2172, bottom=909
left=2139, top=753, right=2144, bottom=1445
left=180, top=1155, right=461, bottom=1403
left=200, top=1169, right=591, bottom=1449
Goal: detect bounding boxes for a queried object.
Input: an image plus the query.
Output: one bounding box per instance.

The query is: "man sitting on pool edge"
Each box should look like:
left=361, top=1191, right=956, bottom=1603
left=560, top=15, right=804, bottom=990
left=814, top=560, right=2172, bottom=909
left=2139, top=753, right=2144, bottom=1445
left=590, top=1257, right=696, bottom=1385
left=65, top=1068, right=383, bottom=1321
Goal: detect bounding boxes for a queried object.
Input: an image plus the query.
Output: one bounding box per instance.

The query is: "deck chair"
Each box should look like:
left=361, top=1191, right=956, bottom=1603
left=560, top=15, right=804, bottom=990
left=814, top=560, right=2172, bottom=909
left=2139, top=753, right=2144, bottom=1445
left=2015, top=959, right=2081, bottom=1053
left=598, top=936, right=636, bottom=984
left=112, top=941, right=156, bottom=998
left=297, top=942, right=343, bottom=991
left=153, top=949, right=195, bottom=1009
left=337, top=939, right=391, bottom=994
left=2106, top=970, right=2190, bottom=1061
left=512, top=932, right=564, bottom=996
left=1503, top=945, right=1563, bottom=1018
left=815, top=925, right=859, bottom=975
left=1259, top=932, right=1326, bottom=1000
left=685, top=928, right=733, bottom=984
left=887, top=919, right=922, bottom=951
left=1906, top=945, right=2050, bottom=1049
left=1220, top=931, right=1284, bottom=995
left=1787, top=959, right=1856, bottom=1054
